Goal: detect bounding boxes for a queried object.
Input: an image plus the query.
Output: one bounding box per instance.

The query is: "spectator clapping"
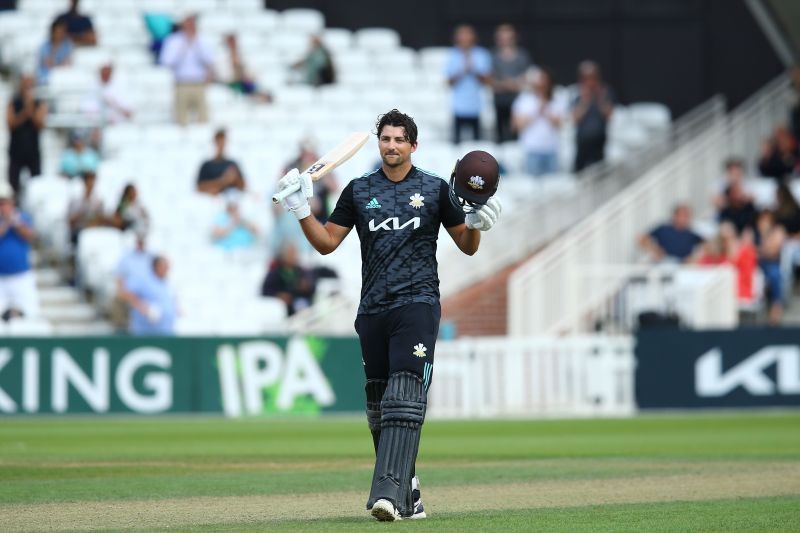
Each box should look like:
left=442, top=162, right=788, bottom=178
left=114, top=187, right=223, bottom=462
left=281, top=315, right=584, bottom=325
left=7, top=74, right=47, bottom=196
left=36, top=19, right=74, bottom=86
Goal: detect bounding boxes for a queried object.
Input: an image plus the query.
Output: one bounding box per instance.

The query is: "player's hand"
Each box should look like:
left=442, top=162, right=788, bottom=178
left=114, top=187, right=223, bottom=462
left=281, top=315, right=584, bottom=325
left=465, top=197, right=502, bottom=231
left=277, top=168, right=313, bottom=220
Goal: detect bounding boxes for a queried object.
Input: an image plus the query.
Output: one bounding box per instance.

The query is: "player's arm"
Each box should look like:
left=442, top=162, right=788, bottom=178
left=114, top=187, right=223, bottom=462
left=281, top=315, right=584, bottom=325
left=298, top=217, right=351, bottom=255
left=446, top=224, right=480, bottom=256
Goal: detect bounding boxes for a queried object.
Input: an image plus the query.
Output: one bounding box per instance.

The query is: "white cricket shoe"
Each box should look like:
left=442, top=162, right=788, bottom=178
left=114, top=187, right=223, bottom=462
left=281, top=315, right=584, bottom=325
left=371, top=499, right=402, bottom=521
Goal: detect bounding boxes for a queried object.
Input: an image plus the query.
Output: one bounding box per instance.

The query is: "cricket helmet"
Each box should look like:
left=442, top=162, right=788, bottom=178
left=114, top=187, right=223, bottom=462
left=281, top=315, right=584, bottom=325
left=449, top=150, right=500, bottom=211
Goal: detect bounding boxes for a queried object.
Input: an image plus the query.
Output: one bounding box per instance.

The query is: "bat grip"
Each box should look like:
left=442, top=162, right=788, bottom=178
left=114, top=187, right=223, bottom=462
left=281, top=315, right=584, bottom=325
left=272, top=181, right=301, bottom=204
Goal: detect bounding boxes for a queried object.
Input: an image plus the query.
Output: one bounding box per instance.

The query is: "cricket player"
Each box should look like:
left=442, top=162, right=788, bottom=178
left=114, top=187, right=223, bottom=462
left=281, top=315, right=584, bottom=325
left=276, top=109, right=502, bottom=521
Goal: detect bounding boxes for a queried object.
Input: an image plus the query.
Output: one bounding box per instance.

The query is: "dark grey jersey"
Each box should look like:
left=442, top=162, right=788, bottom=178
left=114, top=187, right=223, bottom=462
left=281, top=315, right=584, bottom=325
left=328, top=166, right=466, bottom=315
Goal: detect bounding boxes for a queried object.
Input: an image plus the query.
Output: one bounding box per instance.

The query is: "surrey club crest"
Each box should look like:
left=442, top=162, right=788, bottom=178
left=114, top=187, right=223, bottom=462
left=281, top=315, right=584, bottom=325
left=413, top=343, right=427, bottom=358
left=468, top=176, right=485, bottom=190
left=409, top=193, right=425, bottom=209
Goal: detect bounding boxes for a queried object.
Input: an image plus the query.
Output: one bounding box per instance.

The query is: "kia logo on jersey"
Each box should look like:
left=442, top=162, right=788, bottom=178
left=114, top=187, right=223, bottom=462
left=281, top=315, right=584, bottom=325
left=368, top=217, right=421, bottom=232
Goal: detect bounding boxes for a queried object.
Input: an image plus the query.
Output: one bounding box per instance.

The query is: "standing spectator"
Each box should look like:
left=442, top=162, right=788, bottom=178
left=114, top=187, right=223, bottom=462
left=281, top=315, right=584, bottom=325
left=60, top=130, right=99, bottom=177
left=67, top=171, right=105, bottom=246
left=445, top=25, right=492, bottom=144
left=571, top=60, right=615, bottom=172
left=110, top=183, right=149, bottom=234
left=718, top=181, right=758, bottom=236
left=225, top=34, right=272, bottom=102
left=291, top=35, right=335, bottom=87
left=261, top=242, right=316, bottom=316
left=112, top=229, right=151, bottom=330
left=0, top=181, right=38, bottom=318
left=758, top=126, right=799, bottom=180
left=491, top=24, right=530, bottom=143
left=36, top=19, right=74, bottom=86
left=512, top=67, right=566, bottom=176
left=211, top=200, right=258, bottom=251
left=639, top=204, right=703, bottom=263
left=80, top=63, right=133, bottom=126
left=53, top=0, right=96, bottom=46
left=7, top=74, right=47, bottom=196
left=759, top=222, right=786, bottom=326
left=196, top=129, right=246, bottom=195
left=159, top=13, right=214, bottom=125
left=123, top=256, right=177, bottom=335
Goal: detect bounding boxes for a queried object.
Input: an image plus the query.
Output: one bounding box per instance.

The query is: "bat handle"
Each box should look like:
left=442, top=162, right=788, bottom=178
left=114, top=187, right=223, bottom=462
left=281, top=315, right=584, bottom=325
left=272, top=181, right=301, bottom=204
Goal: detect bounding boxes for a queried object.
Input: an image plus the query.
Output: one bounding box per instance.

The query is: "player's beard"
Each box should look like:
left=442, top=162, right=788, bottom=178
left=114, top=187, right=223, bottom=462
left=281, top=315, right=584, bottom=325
left=381, top=151, right=406, bottom=168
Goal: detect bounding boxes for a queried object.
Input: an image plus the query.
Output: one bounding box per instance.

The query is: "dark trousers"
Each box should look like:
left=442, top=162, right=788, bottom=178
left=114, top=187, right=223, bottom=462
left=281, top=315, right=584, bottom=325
left=494, top=101, right=516, bottom=143
left=8, top=156, right=41, bottom=196
left=453, top=116, right=480, bottom=144
left=574, top=136, right=606, bottom=172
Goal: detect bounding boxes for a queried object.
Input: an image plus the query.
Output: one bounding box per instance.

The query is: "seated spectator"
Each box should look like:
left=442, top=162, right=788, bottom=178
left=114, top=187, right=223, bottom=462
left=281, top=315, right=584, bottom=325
left=639, top=204, right=703, bottom=263
left=196, top=129, right=246, bottom=195
left=0, top=181, right=38, bottom=318
left=695, top=222, right=757, bottom=303
left=7, top=74, right=47, bottom=196
left=159, top=13, right=214, bottom=125
left=112, top=229, right=151, bottom=330
left=718, top=181, right=758, bottom=235
left=67, top=171, right=105, bottom=245
left=571, top=60, right=615, bottom=172
left=283, top=140, right=336, bottom=223
left=512, top=67, right=566, bottom=177
left=261, top=243, right=316, bottom=316
left=54, top=0, right=96, bottom=46
left=80, top=63, right=133, bottom=126
left=758, top=221, right=786, bottom=326
left=211, top=200, right=258, bottom=250
left=60, top=130, right=99, bottom=177
left=291, top=35, right=335, bottom=87
left=122, top=255, right=177, bottom=335
left=225, top=34, right=272, bottom=103
left=713, top=158, right=752, bottom=210
left=110, top=183, right=149, bottom=234
left=36, top=19, right=74, bottom=85
left=758, top=126, right=799, bottom=180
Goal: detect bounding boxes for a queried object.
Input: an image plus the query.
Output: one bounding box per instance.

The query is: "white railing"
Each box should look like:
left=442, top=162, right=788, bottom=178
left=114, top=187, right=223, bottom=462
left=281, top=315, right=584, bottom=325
left=556, top=264, right=737, bottom=334
left=428, top=336, right=635, bottom=418
left=509, top=74, right=792, bottom=335
left=436, top=96, right=727, bottom=297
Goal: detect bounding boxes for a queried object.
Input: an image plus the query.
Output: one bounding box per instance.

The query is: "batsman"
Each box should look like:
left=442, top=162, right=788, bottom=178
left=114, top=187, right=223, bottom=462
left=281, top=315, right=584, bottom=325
left=276, top=109, right=502, bottom=521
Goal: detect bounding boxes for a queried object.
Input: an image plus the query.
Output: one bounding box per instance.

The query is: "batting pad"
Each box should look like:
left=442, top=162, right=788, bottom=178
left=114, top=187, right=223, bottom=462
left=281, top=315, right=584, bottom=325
left=365, top=379, right=387, bottom=454
left=367, top=371, right=427, bottom=517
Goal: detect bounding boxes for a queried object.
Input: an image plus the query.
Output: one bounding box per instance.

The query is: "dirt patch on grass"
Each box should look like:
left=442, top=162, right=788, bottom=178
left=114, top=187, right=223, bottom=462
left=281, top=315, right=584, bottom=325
left=2, top=461, right=799, bottom=530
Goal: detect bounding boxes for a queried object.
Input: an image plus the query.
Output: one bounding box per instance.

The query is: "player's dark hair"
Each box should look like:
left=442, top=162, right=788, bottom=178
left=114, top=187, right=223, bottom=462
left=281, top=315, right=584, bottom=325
left=214, top=128, right=226, bottom=140
left=376, top=109, right=418, bottom=146
left=724, top=157, right=744, bottom=171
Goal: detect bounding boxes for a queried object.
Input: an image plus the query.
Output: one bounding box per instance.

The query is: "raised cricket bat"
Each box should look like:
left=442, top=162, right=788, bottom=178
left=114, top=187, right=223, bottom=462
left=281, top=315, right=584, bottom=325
left=272, top=132, right=370, bottom=204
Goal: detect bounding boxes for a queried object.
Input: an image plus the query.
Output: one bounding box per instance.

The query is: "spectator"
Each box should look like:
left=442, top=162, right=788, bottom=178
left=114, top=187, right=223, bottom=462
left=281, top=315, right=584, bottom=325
left=225, top=34, right=272, bottom=102
left=80, top=63, right=133, bottom=126
left=695, top=222, right=758, bottom=303
left=60, top=130, right=99, bottom=177
left=774, top=182, right=800, bottom=236
left=790, top=65, right=800, bottom=141
left=283, top=140, right=336, bottom=223
left=196, top=129, right=246, bottom=195
left=112, top=229, right=151, bottom=330
left=211, top=200, right=258, bottom=251
left=53, top=0, right=96, bottom=46
left=110, top=183, right=149, bottom=234
left=491, top=24, right=530, bottom=143
left=571, top=60, right=615, bottom=172
left=718, top=181, right=758, bottom=236
left=758, top=126, right=799, bottom=180
left=0, top=181, right=38, bottom=318
left=639, top=204, right=703, bottom=263
left=158, top=13, right=214, bottom=125
left=261, top=242, right=316, bottom=316
left=7, top=74, right=47, bottom=196
left=445, top=25, right=492, bottom=144
left=291, top=35, right=335, bottom=87
left=123, top=255, right=177, bottom=335
left=758, top=221, right=786, bottom=326
left=713, top=158, right=752, bottom=210
left=36, top=19, right=74, bottom=86
left=67, top=171, right=105, bottom=245
left=512, top=67, right=566, bottom=176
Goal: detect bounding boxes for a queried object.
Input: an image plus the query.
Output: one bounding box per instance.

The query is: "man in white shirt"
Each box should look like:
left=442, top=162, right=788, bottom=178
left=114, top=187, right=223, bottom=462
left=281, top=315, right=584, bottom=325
left=80, top=63, right=133, bottom=126
left=158, top=13, right=214, bottom=125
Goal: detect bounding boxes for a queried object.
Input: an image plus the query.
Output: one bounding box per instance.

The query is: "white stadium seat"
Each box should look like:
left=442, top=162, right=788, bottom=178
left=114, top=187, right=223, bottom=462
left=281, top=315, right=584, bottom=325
left=280, top=8, right=325, bottom=34
left=355, top=28, right=401, bottom=51
left=322, top=28, right=353, bottom=53
left=628, top=102, right=671, bottom=131
left=6, top=318, right=54, bottom=336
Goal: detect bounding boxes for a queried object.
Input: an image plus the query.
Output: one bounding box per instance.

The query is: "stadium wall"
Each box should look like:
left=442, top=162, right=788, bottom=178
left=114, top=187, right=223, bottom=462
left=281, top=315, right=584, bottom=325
left=267, top=0, right=783, bottom=117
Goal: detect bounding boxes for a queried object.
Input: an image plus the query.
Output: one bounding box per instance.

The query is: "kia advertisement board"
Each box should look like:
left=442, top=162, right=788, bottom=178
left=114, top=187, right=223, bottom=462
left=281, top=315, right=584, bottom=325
left=636, top=329, right=800, bottom=408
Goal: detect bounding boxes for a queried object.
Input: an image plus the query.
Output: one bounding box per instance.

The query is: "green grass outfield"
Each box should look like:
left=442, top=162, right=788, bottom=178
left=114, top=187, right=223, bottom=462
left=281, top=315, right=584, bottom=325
left=1, top=411, right=799, bottom=531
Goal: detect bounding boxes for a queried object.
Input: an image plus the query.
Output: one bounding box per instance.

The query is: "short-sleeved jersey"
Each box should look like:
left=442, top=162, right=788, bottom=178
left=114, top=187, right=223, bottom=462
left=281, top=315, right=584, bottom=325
left=328, top=166, right=466, bottom=315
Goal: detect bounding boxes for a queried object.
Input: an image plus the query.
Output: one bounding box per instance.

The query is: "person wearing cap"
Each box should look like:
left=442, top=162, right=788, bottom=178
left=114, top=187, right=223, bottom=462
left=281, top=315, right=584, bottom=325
left=60, top=130, right=99, bottom=178
left=0, top=181, right=39, bottom=318
left=158, top=12, right=214, bottom=126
